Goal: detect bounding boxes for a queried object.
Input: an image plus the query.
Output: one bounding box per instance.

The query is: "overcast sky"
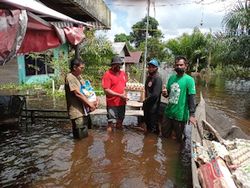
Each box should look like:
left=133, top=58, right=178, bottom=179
left=98, top=0, right=240, bottom=41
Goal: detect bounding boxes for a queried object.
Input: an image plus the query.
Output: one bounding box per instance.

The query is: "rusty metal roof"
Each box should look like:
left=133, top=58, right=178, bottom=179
left=112, top=42, right=130, bottom=57
left=0, top=0, right=92, bottom=27
left=125, top=51, right=143, bottom=64
left=38, top=0, right=111, bottom=29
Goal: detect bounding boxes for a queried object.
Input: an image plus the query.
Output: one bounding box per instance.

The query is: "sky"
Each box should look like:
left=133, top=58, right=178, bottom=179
left=98, top=0, right=240, bottom=41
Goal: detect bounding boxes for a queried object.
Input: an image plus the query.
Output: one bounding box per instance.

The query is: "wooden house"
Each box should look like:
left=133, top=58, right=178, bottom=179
left=0, top=0, right=111, bottom=84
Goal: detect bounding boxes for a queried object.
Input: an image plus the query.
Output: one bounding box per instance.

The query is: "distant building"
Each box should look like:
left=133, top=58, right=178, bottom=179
left=0, top=0, right=111, bottom=84
left=124, top=51, right=143, bottom=72
left=112, top=42, right=130, bottom=71
left=111, top=42, right=143, bottom=80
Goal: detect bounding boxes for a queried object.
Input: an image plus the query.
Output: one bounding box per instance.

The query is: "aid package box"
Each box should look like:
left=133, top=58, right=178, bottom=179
left=126, top=82, right=145, bottom=102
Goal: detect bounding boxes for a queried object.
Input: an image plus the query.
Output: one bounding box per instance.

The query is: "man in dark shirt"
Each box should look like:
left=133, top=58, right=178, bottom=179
left=143, top=59, right=162, bottom=134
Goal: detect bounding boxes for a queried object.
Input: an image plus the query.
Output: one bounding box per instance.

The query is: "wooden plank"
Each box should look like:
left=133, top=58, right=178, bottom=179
left=21, top=115, right=69, bottom=119
left=202, top=120, right=224, bottom=144
left=191, top=125, right=202, bottom=188
left=23, top=108, right=144, bottom=116
left=89, top=109, right=143, bottom=116
left=127, top=101, right=143, bottom=108
left=24, top=109, right=67, bottom=113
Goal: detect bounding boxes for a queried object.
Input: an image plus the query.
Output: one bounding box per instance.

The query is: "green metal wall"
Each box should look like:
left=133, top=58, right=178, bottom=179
left=17, top=43, right=68, bottom=84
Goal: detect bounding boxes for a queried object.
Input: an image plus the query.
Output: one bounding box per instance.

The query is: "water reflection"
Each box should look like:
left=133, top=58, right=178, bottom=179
left=61, top=133, right=94, bottom=187
left=160, top=67, right=250, bottom=130
left=0, top=121, right=72, bottom=187
left=0, top=122, right=190, bottom=188
left=1, top=72, right=249, bottom=187
left=197, top=76, right=250, bottom=135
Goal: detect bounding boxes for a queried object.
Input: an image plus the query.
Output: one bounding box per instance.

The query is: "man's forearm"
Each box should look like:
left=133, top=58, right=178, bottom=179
left=188, top=94, right=196, bottom=117
left=104, top=88, right=122, bottom=97
left=74, top=90, right=92, bottom=107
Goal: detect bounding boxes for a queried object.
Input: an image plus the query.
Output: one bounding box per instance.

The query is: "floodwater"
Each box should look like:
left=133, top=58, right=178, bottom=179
left=0, top=121, right=192, bottom=188
left=0, top=75, right=250, bottom=188
left=197, top=76, right=250, bottom=135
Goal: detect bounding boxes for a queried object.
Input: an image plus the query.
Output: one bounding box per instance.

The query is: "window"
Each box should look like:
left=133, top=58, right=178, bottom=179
left=25, top=53, right=54, bottom=76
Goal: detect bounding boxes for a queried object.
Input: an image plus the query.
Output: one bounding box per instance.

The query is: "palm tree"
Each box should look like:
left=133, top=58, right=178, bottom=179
left=222, top=0, right=250, bottom=36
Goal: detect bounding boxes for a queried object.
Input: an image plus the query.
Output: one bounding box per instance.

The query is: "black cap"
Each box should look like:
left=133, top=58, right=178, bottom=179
left=111, top=56, right=123, bottom=65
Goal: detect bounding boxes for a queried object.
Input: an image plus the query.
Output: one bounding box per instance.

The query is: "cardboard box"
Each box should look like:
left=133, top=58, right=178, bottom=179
left=126, top=90, right=144, bottom=102
left=126, top=82, right=145, bottom=102
left=198, top=157, right=237, bottom=188
left=126, top=89, right=145, bottom=102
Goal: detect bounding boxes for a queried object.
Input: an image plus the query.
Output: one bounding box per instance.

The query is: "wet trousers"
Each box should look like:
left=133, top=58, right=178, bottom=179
left=161, top=117, right=186, bottom=142
left=143, top=109, right=159, bottom=133
left=71, top=116, right=89, bottom=139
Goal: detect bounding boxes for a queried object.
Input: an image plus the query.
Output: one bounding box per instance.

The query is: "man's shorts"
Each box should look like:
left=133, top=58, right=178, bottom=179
left=106, top=105, right=125, bottom=124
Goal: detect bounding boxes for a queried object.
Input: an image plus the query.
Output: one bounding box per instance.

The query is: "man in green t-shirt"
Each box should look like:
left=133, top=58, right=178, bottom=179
left=161, top=56, right=196, bottom=142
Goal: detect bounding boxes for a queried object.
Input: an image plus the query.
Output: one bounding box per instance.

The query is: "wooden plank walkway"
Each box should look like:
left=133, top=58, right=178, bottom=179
left=89, top=109, right=143, bottom=116
left=22, top=106, right=144, bottom=122
left=20, top=101, right=144, bottom=125
left=127, top=101, right=143, bottom=108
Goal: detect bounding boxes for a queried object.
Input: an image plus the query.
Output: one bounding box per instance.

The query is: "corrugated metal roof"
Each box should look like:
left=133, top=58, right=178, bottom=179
left=112, top=42, right=130, bottom=56
left=0, top=0, right=92, bottom=27
left=38, top=0, right=111, bottom=29
left=49, top=22, right=74, bottom=28
left=125, top=51, right=143, bottom=64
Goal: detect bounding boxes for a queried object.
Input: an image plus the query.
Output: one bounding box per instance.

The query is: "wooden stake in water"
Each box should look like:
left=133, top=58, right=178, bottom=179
left=52, top=79, right=55, bottom=95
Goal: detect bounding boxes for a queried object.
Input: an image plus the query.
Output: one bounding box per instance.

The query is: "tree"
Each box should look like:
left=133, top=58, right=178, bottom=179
left=138, top=37, right=166, bottom=63
left=222, top=0, right=250, bottom=36
left=80, top=30, right=114, bottom=66
left=165, top=28, right=211, bottom=71
left=114, top=33, right=134, bottom=51
left=220, top=0, right=250, bottom=69
left=114, top=33, right=130, bottom=42
left=130, top=16, right=163, bottom=48
left=80, top=30, right=114, bottom=87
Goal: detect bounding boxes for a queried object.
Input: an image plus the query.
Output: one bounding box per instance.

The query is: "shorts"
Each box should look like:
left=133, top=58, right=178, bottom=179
left=106, top=105, right=125, bottom=124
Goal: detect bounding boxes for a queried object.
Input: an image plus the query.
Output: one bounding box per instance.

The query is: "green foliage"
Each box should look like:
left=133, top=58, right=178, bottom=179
left=214, top=64, right=250, bottom=79
left=49, top=57, right=70, bottom=87
left=214, top=0, right=250, bottom=74
left=0, top=83, right=26, bottom=90
left=130, top=16, right=163, bottom=48
left=222, top=0, right=250, bottom=36
left=114, top=33, right=131, bottom=42
left=80, top=30, right=114, bottom=66
left=83, top=65, right=109, bottom=89
left=80, top=30, right=114, bottom=88
left=226, top=35, right=250, bottom=67
left=0, top=82, right=48, bottom=93
left=114, top=33, right=134, bottom=51
left=138, top=37, right=166, bottom=63
left=165, top=28, right=211, bottom=71
left=212, top=33, right=250, bottom=68
left=128, top=65, right=143, bottom=81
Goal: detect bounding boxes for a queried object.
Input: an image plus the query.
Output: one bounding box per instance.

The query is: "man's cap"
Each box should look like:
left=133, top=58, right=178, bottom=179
left=111, top=56, right=123, bottom=65
left=147, top=59, right=159, bottom=67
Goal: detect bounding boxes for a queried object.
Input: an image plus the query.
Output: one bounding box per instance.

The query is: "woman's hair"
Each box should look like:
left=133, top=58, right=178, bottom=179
left=69, top=58, right=85, bottom=71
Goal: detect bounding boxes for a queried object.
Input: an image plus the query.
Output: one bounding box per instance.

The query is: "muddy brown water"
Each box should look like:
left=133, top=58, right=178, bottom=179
left=0, top=123, right=192, bottom=188
left=0, top=76, right=249, bottom=187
